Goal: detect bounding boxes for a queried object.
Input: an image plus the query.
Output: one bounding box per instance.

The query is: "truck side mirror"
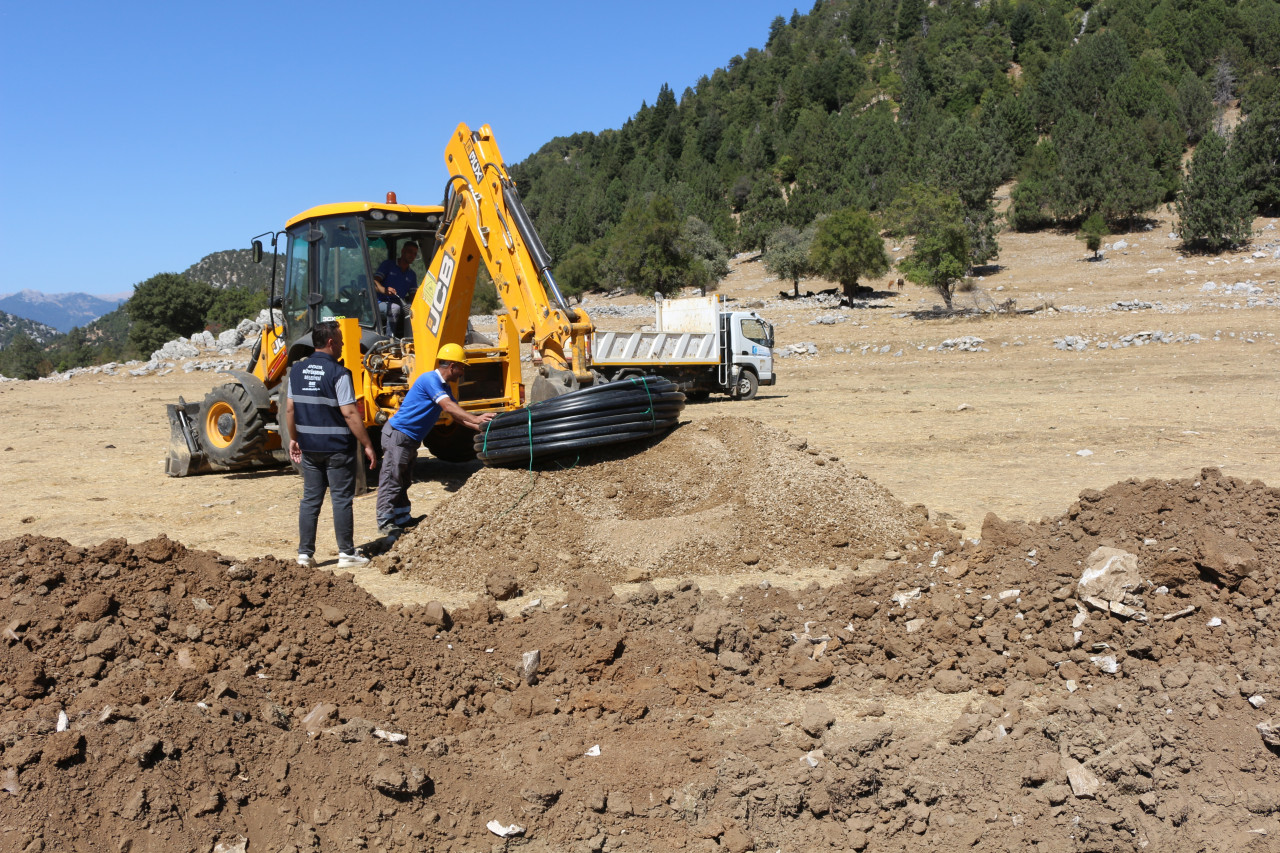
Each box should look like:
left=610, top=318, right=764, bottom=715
left=252, top=240, right=263, bottom=264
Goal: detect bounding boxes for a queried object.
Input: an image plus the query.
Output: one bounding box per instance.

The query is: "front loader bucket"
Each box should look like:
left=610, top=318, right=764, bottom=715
left=165, top=397, right=217, bottom=477
left=529, top=365, right=595, bottom=404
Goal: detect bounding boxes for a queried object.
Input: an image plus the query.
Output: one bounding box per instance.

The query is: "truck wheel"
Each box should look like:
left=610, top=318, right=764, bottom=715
left=201, top=383, right=269, bottom=466
left=426, top=422, right=478, bottom=463
left=733, top=370, right=759, bottom=401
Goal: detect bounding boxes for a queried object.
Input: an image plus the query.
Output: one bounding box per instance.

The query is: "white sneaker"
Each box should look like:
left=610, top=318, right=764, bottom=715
left=297, top=554, right=314, bottom=567
left=337, top=552, right=369, bottom=568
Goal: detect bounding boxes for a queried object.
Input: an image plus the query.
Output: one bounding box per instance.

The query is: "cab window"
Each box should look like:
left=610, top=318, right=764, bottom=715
left=314, top=217, right=376, bottom=327
left=365, top=227, right=436, bottom=302
left=740, top=317, right=773, bottom=348
left=283, top=230, right=311, bottom=332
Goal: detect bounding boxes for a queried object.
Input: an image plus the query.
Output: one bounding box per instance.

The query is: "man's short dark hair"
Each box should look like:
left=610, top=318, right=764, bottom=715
left=313, top=320, right=341, bottom=349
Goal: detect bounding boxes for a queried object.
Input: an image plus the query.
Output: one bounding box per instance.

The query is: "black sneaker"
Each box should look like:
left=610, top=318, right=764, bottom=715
left=378, top=522, right=403, bottom=537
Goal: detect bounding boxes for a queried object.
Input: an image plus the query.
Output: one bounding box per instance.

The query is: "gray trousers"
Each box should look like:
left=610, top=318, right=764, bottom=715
left=376, top=424, right=418, bottom=526
left=298, top=450, right=356, bottom=556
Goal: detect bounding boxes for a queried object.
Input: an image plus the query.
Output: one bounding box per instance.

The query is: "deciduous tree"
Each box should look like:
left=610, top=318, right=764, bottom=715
left=809, top=208, right=889, bottom=299
left=763, top=225, right=816, bottom=296
left=893, top=189, right=970, bottom=309
left=127, top=273, right=214, bottom=355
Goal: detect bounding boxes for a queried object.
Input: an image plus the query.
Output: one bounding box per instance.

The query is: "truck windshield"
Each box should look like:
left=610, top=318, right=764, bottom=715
left=740, top=317, right=773, bottom=348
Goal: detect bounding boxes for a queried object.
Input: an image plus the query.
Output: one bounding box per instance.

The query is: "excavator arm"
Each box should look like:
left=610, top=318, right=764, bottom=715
left=406, top=122, right=594, bottom=400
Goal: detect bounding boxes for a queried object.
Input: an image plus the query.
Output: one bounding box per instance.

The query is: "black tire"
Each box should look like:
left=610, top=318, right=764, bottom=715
left=425, top=422, right=478, bottom=463
left=201, top=383, right=269, bottom=466
left=734, top=370, right=759, bottom=401
left=272, top=390, right=302, bottom=474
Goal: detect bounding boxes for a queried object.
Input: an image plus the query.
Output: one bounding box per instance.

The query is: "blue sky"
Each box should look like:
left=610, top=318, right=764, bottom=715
left=0, top=1, right=795, bottom=298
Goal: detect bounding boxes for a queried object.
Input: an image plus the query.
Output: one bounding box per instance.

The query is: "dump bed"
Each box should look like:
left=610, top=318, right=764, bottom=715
left=591, top=329, right=720, bottom=366
left=592, top=295, right=725, bottom=366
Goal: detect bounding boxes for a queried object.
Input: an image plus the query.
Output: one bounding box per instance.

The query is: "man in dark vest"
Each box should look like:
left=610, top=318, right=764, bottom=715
left=284, top=320, right=377, bottom=568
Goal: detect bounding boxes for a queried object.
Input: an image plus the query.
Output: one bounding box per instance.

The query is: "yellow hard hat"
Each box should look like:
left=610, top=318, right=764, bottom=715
left=437, top=343, right=468, bottom=365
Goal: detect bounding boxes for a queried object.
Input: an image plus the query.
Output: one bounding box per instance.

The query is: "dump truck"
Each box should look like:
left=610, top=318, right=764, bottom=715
left=166, top=122, right=594, bottom=478
left=590, top=294, right=775, bottom=399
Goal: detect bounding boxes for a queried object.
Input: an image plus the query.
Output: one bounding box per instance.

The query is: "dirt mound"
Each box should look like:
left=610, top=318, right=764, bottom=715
left=1, top=469, right=1278, bottom=852
left=389, top=415, right=928, bottom=591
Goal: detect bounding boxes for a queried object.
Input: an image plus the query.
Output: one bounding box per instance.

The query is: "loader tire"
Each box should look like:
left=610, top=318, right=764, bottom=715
left=425, top=422, right=478, bottom=464
left=275, top=401, right=302, bottom=474
left=201, top=383, right=269, bottom=467
left=733, top=370, right=759, bottom=401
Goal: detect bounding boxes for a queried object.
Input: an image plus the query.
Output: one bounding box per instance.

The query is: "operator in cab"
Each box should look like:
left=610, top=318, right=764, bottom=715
left=375, top=343, right=494, bottom=535
left=374, top=241, right=419, bottom=337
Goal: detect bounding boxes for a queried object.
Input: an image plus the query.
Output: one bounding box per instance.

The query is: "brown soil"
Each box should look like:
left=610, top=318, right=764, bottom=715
left=1, top=211, right=1279, bottom=851
left=391, top=416, right=922, bottom=593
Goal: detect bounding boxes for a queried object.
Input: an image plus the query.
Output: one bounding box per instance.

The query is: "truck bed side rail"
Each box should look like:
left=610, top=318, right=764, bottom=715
left=592, top=330, right=719, bottom=365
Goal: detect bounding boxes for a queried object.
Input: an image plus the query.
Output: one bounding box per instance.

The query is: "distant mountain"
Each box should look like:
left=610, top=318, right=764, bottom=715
left=183, top=248, right=280, bottom=292
left=0, top=309, right=59, bottom=348
left=0, top=290, right=124, bottom=333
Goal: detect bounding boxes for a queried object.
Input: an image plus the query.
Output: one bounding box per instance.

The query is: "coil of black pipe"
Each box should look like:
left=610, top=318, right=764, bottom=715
left=475, top=375, right=685, bottom=467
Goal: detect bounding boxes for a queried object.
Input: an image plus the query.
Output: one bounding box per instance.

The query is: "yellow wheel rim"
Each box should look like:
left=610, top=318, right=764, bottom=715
left=205, top=401, right=237, bottom=449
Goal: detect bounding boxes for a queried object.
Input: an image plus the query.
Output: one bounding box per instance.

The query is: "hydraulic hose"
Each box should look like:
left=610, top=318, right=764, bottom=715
left=475, top=376, right=685, bottom=467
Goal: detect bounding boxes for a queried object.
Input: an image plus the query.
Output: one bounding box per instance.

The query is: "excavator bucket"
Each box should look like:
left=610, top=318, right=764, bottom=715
left=528, top=366, right=587, bottom=404
left=165, top=397, right=217, bottom=477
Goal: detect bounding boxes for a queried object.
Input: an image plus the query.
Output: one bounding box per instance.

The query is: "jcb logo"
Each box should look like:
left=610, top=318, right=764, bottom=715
left=428, top=253, right=454, bottom=335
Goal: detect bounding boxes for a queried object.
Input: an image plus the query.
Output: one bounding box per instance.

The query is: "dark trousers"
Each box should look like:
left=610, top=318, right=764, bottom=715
left=298, top=450, right=356, bottom=556
left=378, top=299, right=405, bottom=337
left=376, top=424, right=418, bottom=526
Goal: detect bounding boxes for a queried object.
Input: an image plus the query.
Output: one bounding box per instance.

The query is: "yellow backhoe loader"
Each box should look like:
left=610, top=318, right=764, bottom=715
left=166, top=122, right=595, bottom=479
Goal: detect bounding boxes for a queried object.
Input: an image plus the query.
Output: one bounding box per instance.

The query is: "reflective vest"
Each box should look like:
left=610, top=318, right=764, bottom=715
left=289, top=352, right=354, bottom=453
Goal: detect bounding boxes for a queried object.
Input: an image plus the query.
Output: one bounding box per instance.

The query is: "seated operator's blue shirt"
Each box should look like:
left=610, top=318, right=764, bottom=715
left=376, top=259, right=418, bottom=303
left=387, top=370, right=453, bottom=442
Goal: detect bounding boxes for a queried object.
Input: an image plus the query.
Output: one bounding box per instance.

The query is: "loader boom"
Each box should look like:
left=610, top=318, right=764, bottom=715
left=407, top=123, right=594, bottom=397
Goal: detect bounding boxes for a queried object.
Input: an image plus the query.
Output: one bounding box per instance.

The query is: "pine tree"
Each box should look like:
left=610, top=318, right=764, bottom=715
left=1176, top=131, right=1253, bottom=251
left=1078, top=211, right=1108, bottom=259
left=0, top=332, right=44, bottom=380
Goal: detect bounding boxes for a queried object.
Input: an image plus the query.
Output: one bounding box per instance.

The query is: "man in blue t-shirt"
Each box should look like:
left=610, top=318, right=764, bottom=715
left=374, top=241, right=419, bottom=336
left=374, top=343, right=494, bottom=534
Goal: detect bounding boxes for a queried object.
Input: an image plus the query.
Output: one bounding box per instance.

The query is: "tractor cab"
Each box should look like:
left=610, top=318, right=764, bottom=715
left=278, top=198, right=443, bottom=360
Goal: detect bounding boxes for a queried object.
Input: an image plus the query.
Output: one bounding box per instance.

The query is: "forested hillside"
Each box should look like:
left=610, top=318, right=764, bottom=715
left=183, top=248, right=278, bottom=292
left=516, top=0, right=1280, bottom=295
left=0, top=311, right=58, bottom=349
left=7, top=0, right=1280, bottom=378
left=0, top=250, right=278, bottom=379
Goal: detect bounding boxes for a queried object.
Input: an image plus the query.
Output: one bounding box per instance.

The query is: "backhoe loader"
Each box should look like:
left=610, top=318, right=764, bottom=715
left=166, top=122, right=595, bottom=479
